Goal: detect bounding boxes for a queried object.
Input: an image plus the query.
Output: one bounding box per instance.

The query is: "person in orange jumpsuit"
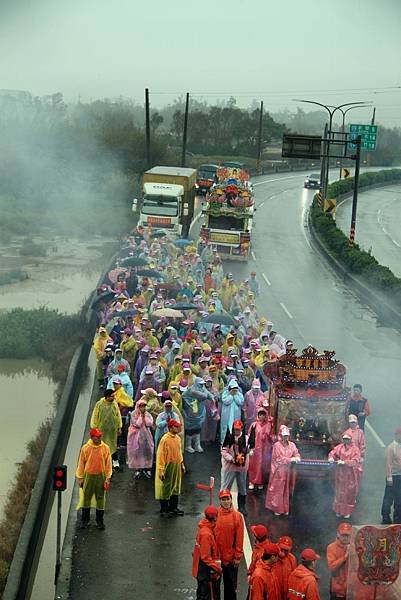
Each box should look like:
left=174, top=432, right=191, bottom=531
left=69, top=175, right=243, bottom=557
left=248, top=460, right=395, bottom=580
left=247, top=524, right=269, bottom=577
left=192, top=505, right=222, bottom=600
left=272, top=535, right=297, bottom=598
left=326, top=522, right=352, bottom=600
left=248, top=542, right=281, bottom=600
left=288, top=548, right=321, bottom=600
left=214, top=489, right=244, bottom=600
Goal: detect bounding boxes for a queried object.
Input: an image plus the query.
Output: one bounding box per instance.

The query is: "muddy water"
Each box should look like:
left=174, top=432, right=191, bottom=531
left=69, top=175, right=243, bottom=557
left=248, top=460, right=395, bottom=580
left=0, top=237, right=113, bottom=513
left=0, top=359, right=56, bottom=512
left=0, top=236, right=115, bottom=313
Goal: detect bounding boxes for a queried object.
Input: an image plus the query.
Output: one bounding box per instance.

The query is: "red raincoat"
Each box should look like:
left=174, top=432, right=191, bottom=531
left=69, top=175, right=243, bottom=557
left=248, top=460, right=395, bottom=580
left=328, top=442, right=361, bottom=516
left=265, top=440, right=300, bottom=514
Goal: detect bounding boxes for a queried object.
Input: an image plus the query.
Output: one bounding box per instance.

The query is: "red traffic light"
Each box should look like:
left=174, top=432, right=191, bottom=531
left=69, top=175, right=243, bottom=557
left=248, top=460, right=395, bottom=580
left=52, top=465, right=67, bottom=492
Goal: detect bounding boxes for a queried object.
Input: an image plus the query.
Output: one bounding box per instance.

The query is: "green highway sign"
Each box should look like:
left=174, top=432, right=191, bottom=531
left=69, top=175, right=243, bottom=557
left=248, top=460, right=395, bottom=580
left=349, top=124, right=378, bottom=151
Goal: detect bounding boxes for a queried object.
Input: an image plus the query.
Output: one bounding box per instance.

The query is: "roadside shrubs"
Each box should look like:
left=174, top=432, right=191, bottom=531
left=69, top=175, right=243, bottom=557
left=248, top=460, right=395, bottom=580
left=311, top=169, right=401, bottom=303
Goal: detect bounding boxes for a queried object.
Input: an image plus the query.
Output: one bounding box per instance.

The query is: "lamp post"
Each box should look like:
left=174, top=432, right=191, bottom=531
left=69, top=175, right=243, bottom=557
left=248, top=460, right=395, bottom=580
left=335, top=103, right=373, bottom=179
left=292, top=99, right=370, bottom=197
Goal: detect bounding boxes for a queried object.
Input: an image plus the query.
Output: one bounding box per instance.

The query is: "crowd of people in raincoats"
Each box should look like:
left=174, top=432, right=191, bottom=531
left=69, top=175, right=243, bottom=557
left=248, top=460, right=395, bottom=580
left=88, top=224, right=369, bottom=528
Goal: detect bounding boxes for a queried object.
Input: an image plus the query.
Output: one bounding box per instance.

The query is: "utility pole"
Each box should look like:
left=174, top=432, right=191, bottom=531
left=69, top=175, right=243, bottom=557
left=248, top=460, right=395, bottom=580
left=320, top=123, right=328, bottom=200
left=181, top=92, right=189, bottom=167
left=256, top=100, right=263, bottom=175
left=349, top=135, right=362, bottom=246
left=371, top=107, right=376, bottom=125
left=145, top=88, right=151, bottom=170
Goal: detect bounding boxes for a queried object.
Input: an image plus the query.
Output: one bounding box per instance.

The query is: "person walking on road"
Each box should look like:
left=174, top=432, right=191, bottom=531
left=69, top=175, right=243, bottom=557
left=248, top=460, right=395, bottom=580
left=126, top=398, right=154, bottom=480
left=247, top=524, right=269, bottom=577
left=273, top=535, right=297, bottom=599
left=348, top=384, right=371, bottom=431
left=220, top=379, right=244, bottom=444
left=248, top=408, right=273, bottom=491
left=155, top=419, right=185, bottom=517
left=91, top=388, right=122, bottom=470
left=328, top=432, right=361, bottom=519
left=214, top=489, right=244, bottom=600
left=248, top=543, right=281, bottom=600
left=192, top=505, right=222, bottom=600
left=288, top=548, right=321, bottom=600
left=265, top=425, right=300, bottom=516
left=220, top=420, right=251, bottom=515
left=381, top=427, right=401, bottom=524
left=326, top=522, right=352, bottom=600
left=76, top=428, right=112, bottom=530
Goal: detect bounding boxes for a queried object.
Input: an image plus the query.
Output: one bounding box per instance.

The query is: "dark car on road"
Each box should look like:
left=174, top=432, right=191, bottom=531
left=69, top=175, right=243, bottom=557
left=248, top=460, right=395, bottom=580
left=304, top=173, right=321, bottom=189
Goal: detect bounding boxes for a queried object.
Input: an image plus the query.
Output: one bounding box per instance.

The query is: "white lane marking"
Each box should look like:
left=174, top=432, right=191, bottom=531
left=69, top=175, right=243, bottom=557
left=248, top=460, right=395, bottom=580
left=365, top=421, right=386, bottom=449
left=377, top=208, right=401, bottom=247
left=189, top=209, right=203, bottom=234
left=253, top=175, right=303, bottom=187
left=262, top=273, right=271, bottom=286
left=301, top=207, right=313, bottom=251
left=280, top=302, right=293, bottom=319
left=259, top=201, right=265, bottom=208
left=231, top=489, right=252, bottom=567
left=251, top=251, right=257, bottom=261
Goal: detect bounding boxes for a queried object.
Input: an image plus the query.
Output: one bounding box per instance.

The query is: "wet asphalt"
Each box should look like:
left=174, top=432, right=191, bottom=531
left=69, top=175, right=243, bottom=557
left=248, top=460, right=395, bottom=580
left=67, top=172, right=398, bottom=599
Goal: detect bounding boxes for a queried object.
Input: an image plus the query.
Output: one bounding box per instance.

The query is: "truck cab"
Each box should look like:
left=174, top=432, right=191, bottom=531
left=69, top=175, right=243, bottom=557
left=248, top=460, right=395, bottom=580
left=196, top=163, right=219, bottom=195
left=134, top=182, right=184, bottom=235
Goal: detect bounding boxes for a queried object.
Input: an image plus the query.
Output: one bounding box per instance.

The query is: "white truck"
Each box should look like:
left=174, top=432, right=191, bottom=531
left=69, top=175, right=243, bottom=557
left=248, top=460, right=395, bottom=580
left=132, top=166, right=197, bottom=238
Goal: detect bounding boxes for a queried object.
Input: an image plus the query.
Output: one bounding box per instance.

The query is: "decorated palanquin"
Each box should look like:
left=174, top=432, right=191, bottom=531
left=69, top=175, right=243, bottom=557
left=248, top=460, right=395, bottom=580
left=206, top=167, right=254, bottom=211
left=269, top=345, right=349, bottom=478
left=347, top=526, right=401, bottom=599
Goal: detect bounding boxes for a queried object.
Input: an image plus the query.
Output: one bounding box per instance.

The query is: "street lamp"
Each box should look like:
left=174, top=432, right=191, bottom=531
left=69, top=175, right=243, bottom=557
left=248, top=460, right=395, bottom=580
left=332, top=103, right=373, bottom=179
left=292, top=99, right=371, bottom=197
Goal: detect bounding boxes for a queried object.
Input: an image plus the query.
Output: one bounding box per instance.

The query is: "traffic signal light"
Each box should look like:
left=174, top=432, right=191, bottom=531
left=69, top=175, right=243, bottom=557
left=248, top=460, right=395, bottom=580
left=52, top=465, right=67, bottom=492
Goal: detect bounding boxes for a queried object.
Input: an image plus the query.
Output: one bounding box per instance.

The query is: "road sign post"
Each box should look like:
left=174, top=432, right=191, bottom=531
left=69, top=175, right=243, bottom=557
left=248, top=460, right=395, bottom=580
left=349, top=135, right=361, bottom=246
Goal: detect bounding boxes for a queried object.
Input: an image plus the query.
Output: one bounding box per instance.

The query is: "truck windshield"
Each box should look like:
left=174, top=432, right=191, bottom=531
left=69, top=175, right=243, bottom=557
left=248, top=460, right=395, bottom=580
left=142, top=195, right=178, bottom=217
left=209, top=215, right=245, bottom=230
left=198, top=169, right=216, bottom=179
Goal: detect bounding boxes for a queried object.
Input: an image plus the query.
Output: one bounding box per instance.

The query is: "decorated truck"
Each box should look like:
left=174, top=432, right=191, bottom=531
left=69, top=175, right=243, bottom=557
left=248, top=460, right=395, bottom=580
left=200, top=167, right=254, bottom=260
left=268, top=345, right=349, bottom=479
left=132, top=166, right=197, bottom=238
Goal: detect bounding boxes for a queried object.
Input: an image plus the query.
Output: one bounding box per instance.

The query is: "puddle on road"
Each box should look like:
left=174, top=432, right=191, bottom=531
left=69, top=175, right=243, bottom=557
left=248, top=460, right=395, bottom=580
left=0, top=358, right=56, bottom=513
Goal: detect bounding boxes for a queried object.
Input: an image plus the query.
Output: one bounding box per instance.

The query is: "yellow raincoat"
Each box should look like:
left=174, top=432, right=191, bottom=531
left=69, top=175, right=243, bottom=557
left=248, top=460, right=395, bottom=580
left=113, top=385, right=133, bottom=409
left=76, top=439, right=112, bottom=509
left=90, top=398, right=122, bottom=455
left=155, top=432, right=184, bottom=500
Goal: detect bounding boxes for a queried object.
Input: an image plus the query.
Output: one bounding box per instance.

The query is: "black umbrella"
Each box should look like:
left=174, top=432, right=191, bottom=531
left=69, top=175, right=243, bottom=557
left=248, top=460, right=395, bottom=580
left=91, top=290, right=116, bottom=309
left=121, top=256, right=149, bottom=267
left=174, top=302, right=199, bottom=311
left=150, top=230, right=167, bottom=239
left=118, top=309, right=138, bottom=318
left=199, top=311, right=237, bottom=327
left=137, top=268, right=165, bottom=279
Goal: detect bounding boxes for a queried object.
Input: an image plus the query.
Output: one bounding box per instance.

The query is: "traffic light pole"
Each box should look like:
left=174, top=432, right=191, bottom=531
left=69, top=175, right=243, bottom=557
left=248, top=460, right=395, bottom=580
left=145, top=88, right=151, bottom=170
left=349, top=135, right=361, bottom=246
left=181, top=92, right=189, bottom=168
left=320, top=123, right=328, bottom=199
left=54, top=490, right=62, bottom=584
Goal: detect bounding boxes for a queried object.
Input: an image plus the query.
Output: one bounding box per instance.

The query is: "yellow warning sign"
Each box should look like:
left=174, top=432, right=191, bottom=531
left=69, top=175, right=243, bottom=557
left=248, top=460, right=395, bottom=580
left=342, top=168, right=351, bottom=179
left=324, top=199, right=337, bottom=215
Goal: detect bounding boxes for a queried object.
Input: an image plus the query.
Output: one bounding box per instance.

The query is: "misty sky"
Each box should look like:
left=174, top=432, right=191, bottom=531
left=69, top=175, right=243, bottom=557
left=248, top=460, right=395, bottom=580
left=1, top=0, right=400, bottom=126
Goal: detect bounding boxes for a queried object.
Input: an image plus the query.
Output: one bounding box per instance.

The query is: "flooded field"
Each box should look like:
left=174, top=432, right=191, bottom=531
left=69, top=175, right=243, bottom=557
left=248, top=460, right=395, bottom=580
left=0, top=236, right=116, bottom=313
left=0, top=359, right=56, bottom=512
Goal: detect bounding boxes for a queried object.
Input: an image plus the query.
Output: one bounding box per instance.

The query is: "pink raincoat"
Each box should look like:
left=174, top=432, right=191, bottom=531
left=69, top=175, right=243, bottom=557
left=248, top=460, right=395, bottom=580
left=265, top=439, right=300, bottom=514
left=127, top=410, right=154, bottom=470
left=201, top=386, right=220, bottom=443
left=345, top=426, right=365, bottom=486
left=328, top=442, right=361, bottom=516
left=248, top=416, right=274, bottom=485
left=244, top=388, right=266, bottom=432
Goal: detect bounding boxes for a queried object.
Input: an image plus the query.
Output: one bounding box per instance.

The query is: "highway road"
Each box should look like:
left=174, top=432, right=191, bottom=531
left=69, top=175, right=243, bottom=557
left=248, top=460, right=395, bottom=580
left=336, top=182, right=401, bottom=278
left=65, top=171, right=401, bottom=600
